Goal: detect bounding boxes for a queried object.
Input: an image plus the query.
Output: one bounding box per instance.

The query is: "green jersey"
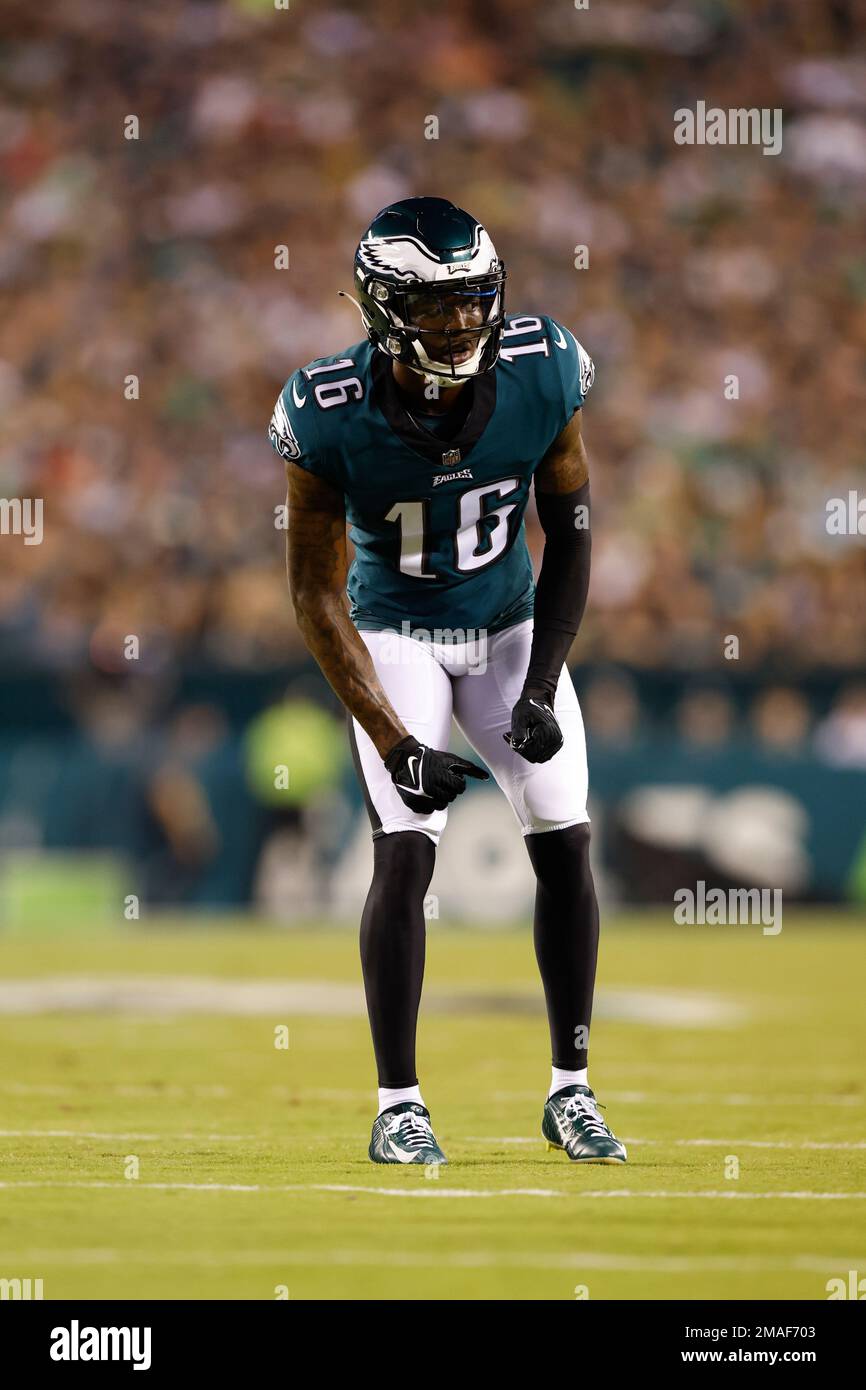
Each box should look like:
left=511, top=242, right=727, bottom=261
left=269, top=313, right=594, bottom=637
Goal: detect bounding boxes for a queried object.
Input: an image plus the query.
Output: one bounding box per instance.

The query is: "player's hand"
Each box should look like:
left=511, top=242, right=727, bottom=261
left=384, top=735, right=489, bottom=813
left=504, top=694, right=563, bottom=763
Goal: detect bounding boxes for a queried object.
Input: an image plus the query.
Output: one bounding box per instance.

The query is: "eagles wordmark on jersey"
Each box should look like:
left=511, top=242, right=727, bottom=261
left=269, top=314, right=594, bottom=637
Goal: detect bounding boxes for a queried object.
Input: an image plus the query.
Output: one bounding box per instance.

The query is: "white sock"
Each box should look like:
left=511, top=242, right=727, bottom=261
left=549, top=1066, right=588, bottom=1098
left=378, top=1084, right=425, bottom=1116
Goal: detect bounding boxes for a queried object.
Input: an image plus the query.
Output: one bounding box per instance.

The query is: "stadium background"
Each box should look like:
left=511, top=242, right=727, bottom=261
left=2, top=0, right=866, bottom=1310
left=1, top=0, right=865, bottom=924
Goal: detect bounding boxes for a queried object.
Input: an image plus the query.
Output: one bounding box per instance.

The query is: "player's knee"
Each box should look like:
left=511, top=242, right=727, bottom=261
left=530, top=821, right=591, bottom=852
left=568, top=821, right=592, bottom=856
left=372, top=830, right=436, bottom=898
left=526, top=821, right=594, bottom=884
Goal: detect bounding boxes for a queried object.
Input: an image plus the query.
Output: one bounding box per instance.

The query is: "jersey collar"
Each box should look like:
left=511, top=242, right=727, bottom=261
left=371, top=350, right=497, bottom=467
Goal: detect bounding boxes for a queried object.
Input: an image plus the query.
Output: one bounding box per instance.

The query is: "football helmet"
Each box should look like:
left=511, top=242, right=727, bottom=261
left=346, top=196, right=506, bottom=387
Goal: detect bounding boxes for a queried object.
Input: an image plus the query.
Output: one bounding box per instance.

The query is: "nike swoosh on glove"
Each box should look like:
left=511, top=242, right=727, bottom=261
left=384, top=735, right=489, bottom=813
left=503, top=694, right=564, bottom=764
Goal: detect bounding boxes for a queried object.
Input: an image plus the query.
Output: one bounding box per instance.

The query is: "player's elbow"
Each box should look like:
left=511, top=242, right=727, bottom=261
left=288, top=579, right=317, bottom=629
left=289, top=577, right=340, bottom=643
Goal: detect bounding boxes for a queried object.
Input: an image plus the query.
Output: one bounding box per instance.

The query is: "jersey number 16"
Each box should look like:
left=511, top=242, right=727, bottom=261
left=385, top=479, right=520, bottom=579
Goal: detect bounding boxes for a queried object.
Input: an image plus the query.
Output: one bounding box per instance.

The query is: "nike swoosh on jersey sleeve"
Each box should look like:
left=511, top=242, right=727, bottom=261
left=546, top=317, right=595, bottom=418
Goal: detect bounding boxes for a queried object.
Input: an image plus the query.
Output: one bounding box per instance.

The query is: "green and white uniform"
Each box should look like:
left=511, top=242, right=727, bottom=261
left=269, top=313, right=595, bottom=844
left=270, top=314, right=593, bottom=636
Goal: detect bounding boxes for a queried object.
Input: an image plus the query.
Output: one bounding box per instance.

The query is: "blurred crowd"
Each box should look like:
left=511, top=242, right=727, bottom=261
left=15, top=670, right=861, bottom=913
left=1, top=0, right=865, bottom=687
left=581, top=672, right=866, bottom=767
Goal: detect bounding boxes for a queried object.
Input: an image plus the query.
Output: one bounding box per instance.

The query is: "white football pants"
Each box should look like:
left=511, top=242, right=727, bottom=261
left=349, top=619, right=590, bottom=846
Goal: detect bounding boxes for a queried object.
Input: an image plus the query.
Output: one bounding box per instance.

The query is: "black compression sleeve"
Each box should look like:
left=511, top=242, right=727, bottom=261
left=522, top=481, right=591, bottom=705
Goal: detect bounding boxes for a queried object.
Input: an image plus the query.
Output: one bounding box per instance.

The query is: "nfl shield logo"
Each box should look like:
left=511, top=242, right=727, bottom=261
left=441, top=448, right=462, bottom=468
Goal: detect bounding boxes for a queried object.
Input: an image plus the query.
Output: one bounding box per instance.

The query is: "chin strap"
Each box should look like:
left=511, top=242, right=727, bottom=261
left=340, top=289, right=486, bottom=385
left=414, top=333, right=487, bottom=385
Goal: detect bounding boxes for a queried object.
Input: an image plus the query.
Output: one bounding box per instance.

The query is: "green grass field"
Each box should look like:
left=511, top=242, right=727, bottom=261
left=0, top=913, right=864, bottom=1301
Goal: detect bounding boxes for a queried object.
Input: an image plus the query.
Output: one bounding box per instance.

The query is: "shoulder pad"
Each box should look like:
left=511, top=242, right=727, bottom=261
left=269, top=367, right=344, bottom=486
left=544, top=316, right=594, bottom=414
left=268, top=342, right=371, bottom=486
left=269, top=369, right=311, bottom=464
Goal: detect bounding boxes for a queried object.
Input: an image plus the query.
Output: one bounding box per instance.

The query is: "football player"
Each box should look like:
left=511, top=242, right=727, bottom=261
left=270, top=197, right=626, bottom=1166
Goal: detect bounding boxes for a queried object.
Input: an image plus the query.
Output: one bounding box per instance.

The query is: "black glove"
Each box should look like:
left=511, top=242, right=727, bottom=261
left=384, top=735, right=489, bottom=813
left=503, top=693, right=563, bottom=764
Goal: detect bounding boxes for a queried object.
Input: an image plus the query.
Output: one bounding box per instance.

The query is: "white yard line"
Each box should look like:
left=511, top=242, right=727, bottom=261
left=464, top=1136, right=866, bottom=1151
left=3, top=1128, right=858, bottom=1150
left=1, top=1180, right=865, bottom=1199
left=5, top=1128, right=861, bottom=1153
left=0, top=1082, right=232, bottom=1098
left=675, top=1138, right=866, bottom=1149
left=0, top=1129, right=253, bottom=1142
left=492, top=1090, right=864, bottom=1107
left=307, top=1185, right=866, bottom=1200
left=1, top=1249, right=860, bottom=1273
left=0, top=977, right=745, bottom=1026
left=2, top=1081, right=861, bottom=1108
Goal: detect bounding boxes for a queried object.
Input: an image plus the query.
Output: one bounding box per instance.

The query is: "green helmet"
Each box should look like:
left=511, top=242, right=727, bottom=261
left=348, top=196, right=506, bottom=387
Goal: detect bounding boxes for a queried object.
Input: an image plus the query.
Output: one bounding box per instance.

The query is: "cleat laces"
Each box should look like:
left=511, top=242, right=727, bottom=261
left=562, top=1093, right=611, bottom=1141
left=384, top=1110, right=435, bottom=1152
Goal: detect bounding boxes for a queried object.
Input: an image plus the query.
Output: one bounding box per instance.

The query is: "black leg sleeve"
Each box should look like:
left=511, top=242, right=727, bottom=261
left=525, top=823, right=599, bottom=1069
left=359, top=830, right=436, bottom=1088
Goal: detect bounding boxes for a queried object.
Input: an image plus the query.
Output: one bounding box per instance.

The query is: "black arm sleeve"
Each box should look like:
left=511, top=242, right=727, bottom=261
left=522, top=481, right=591, bottom=705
